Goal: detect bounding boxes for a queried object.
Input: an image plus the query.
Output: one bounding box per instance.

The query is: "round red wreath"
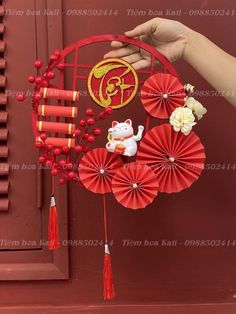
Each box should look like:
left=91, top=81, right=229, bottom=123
left=16, top=34, right=206, bottom=301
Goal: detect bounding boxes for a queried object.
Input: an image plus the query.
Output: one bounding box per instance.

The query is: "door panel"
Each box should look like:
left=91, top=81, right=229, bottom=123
left=0, top=0, right=68, bottom=280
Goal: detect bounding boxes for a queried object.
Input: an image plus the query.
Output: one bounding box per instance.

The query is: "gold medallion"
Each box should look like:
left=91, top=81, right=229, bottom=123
left=87, top=58, right=138, bottom=109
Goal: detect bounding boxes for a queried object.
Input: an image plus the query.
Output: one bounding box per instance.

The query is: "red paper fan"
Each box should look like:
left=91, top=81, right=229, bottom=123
left=112, top=162, right=159, bottom=210
left=79, top=148, right=123, bottom=194
left=141, top=73, right=186, bottom=119
left=136, top=124, right=205, bottom=193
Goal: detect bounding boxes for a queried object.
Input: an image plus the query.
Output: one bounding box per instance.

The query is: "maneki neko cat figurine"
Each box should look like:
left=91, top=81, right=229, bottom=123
left=106, top=119, right=144, bottom=156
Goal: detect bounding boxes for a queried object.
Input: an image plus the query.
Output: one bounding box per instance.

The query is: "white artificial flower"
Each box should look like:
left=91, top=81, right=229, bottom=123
left=170, top=107, right=196, bottom=136
left=185, top=97, right=207, bottom=120
left=184, top=83, right=195, bottom=94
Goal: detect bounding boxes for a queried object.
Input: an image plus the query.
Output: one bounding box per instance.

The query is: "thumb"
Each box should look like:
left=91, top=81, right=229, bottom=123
left=124, top=18, right=162, bottom=37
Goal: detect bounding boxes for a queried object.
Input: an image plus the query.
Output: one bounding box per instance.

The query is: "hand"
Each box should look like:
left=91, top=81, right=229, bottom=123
left=138, top=125, right=144, bottom=132
left=104, top=18, right=191, bottom=70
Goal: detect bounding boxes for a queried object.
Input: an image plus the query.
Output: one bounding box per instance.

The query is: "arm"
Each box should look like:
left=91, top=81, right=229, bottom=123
left=134, top=125, right=144, bottom=141
left=183, top=30, right=236, bottom=106
left=104, top=18, right=236, bottom=107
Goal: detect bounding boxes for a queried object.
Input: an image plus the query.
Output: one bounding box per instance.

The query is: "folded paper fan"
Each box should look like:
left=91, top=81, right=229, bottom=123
left=136, top=124, right=205, bottom=193
left=79, top=148, right=123, bottom=194
left=112, top=162, right=159, bottom=210
left=141, top=73, right=186, bottom=119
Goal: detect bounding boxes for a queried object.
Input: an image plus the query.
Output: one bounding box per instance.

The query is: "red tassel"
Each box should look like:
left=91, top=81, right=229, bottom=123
left=103, top=244, right=115, bottom=300
left=48, top=195, right=60, bottom=250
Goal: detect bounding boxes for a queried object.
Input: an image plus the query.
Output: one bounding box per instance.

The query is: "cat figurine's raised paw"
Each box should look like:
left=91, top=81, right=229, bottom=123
left=106, top=119, right=144, bottom=157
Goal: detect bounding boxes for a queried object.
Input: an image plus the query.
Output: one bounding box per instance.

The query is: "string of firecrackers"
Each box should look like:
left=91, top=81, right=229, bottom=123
left=17, top=51, right=114, bottom=186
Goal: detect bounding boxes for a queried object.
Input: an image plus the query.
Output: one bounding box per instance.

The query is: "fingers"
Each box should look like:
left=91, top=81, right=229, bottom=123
left=104, top=45, right=139, bottom=59
left=125, top=18, right=162, bottom=38
left=110, top=35, right=139, bottom=47
left=110, top=41, right=127, bottom=48
left=130, top=59, right=150, bottom=70
left=122, top=53, right=141, bottom=64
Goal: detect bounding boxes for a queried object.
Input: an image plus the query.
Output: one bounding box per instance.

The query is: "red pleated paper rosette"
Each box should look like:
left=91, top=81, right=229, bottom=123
left=79, top=148, right=123, bottom=194
left=112, top=162, right=159, bottom=210
left=141, top=73, right=186, bottom=119
left=136, top=124, right=205, bottom=193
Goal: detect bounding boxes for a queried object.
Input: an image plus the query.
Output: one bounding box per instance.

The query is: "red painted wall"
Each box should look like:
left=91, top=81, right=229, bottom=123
left=1, top=0, right=236, bottom=312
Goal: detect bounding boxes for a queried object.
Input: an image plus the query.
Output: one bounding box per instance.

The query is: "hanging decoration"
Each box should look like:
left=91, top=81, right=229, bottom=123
left=16, top=34, right=207, bottom=300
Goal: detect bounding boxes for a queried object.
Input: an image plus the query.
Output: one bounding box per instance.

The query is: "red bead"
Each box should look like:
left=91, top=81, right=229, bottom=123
left=53, top=49, right=60, bottom=57
left=16, top=94, right=25, bottom=102
left=51, top=168, right=59, bottom=176
left=47, top=71, right=55, bottom=79
left=62, top=146, right=70, bottom=153
left=35, top=76, right=42, bottom=84
left=93, top=128, right=101, bottom=136
left=28, top=75, right=35, bottom=83
left=59, top=160, right=67, bottom=167
left=105, top=107, right=113, bottom=115
left=53, top=148, right=61, bottom=155
left=87, top=135, right=95, bottom=143
left=87, top=118, right=95, bottom=126
left=83, top=145, right=90, bottom=153
left=39, top=156, right=46, bottom=163
left=50, top=54, right=58, bottom=61
left=83, top=133, right=89, bottom=139
left=74, top=129, right=81, bottom=137
left=86, top=108, right=94, bottom=116
left=57, top=63, right=64, bottom=70
left=35, top=141, right=42, bottom=148
left=68, top=171, right=75, bottom=179
left=41, top=80, right=49, bottom=87
left=45, top=160, right=52, bottom=167
left=67, top=162, right=73, bottom=170
left=40, top=133, right=47, bottom=141
left=51, top=55, right=59, bottom=62
left=59, top=177, right=66, bottom=185
left=34, top=93, right=41, bottom=100
left=47, top=144, right=54, bottom=150
left=34, top=60, right=43, bottom=69
left=75, top=145, right=83, bottom=153
left=79, top=119, right=86, bottom=127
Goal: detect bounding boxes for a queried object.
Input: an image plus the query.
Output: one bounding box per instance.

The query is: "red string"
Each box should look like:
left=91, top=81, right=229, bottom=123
left=51, top=174, right=55, bottom=195
left=103, top=194, right=108, bottom=244
left=145, top=113, right=151, bottom=133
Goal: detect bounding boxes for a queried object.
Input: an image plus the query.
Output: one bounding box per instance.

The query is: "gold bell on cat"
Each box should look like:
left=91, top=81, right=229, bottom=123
left=114, top=143, right=126, bottom=155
